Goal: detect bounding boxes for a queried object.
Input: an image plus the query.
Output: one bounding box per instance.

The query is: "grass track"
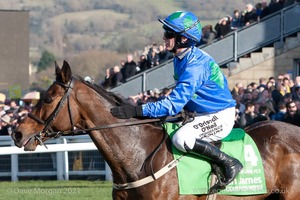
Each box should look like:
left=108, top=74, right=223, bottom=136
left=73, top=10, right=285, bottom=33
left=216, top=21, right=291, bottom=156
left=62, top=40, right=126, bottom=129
left=0, top=180, right=113, bottom=200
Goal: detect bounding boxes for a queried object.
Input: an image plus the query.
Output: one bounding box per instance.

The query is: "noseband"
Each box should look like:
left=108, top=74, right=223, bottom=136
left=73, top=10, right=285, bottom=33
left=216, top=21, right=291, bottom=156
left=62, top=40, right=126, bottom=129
left=27, top=77, right=75, bottom=148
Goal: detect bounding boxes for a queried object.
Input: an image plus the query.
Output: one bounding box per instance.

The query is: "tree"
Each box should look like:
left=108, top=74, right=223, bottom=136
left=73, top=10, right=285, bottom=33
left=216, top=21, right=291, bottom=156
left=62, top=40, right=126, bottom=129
left=37, top=50, right=55, bottom=72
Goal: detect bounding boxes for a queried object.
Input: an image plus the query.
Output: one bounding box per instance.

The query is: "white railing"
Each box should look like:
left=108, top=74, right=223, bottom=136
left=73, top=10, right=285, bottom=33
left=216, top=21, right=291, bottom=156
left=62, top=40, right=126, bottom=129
left=0, top=135, right=112, bottom=182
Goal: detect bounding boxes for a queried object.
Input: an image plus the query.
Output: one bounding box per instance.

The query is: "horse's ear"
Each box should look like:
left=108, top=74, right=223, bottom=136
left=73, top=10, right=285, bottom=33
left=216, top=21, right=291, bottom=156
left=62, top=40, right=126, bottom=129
left=58, top=60, right=72, bottom=84
left=55, top=60, right=61, bottom=76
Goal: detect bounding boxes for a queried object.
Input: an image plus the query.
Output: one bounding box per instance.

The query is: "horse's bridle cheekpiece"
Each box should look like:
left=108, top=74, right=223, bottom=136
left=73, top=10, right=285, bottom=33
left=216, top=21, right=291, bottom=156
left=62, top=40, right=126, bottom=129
left=27, top=77, right=75, bottom=148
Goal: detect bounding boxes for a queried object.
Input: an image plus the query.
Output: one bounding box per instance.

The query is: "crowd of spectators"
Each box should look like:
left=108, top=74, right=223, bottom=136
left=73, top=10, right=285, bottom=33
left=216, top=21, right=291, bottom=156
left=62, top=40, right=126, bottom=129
left=0, top=99, right=31, bottom=136
left=1, top=0, right=300, bottom=136
left=86, top=0, right=300, bottom=129
left=99, top=0, right=300, bottom=91
left=100, top=43, right=173, bottom=90
left=199, top=0, right=299, bottom=45
left=120, top=73, right=300, bottom=129
left=1, top=75, right=300, bottom=136
left=232, top=74, right=300, bottom=128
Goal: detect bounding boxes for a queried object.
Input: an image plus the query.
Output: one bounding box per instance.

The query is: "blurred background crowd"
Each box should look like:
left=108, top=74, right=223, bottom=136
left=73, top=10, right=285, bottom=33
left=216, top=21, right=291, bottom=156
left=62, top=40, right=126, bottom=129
left=95, top=0, right=299, bottom=90
left=1, top=0, right=300, bottom=135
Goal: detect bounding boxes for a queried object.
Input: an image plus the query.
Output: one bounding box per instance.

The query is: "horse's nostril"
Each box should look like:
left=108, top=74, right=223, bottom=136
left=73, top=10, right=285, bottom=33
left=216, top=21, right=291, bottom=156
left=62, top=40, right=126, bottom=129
left=13, top=131, right=23, bottom=142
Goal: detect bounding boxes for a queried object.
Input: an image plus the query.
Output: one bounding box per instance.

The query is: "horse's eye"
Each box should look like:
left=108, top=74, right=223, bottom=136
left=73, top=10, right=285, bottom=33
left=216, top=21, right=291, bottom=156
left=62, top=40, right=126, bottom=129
left=44, top=95, right=53, bottom=104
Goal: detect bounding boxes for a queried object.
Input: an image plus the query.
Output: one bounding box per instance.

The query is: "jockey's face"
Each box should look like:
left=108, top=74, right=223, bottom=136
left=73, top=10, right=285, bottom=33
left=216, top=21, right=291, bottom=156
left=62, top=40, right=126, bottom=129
left=163, top=36, right=176, bottom=52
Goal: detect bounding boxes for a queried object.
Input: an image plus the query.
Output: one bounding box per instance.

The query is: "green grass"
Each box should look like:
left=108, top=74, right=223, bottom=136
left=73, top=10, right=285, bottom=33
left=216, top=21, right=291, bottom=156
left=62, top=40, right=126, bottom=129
left=0, top=180, right=113, bottom=200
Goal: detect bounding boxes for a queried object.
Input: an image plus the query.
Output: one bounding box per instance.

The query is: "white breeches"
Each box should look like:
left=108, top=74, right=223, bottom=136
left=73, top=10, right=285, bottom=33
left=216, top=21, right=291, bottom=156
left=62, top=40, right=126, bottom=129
left=172, top=107, right=235, bottom=152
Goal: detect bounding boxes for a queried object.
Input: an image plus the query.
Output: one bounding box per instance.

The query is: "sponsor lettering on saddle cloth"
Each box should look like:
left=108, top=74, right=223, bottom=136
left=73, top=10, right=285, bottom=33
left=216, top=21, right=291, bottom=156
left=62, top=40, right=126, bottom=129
left=163, top=122, right=267, bottom=195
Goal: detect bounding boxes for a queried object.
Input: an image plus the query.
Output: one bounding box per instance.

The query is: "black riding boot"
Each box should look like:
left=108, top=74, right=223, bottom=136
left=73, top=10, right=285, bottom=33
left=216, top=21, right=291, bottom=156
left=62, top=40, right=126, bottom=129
left=185, top=139, right=243, bottom=186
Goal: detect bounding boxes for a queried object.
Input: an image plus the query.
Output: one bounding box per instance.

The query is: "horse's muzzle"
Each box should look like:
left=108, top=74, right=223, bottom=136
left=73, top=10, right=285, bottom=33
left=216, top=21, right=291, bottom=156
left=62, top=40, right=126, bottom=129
left=11, top=131, right=23, bottom=147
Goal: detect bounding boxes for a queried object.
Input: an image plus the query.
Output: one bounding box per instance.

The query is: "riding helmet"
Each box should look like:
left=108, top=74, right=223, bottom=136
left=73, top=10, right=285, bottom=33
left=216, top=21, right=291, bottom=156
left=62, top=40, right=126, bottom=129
left=158, top=11, right=202, bottom=44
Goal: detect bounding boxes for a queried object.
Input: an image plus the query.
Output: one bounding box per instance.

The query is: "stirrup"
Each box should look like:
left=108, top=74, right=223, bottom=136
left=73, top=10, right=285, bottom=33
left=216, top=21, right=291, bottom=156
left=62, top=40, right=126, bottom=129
left=207, top=163, right=226, bottom=194
left=208, top=183, right=226, bottom=194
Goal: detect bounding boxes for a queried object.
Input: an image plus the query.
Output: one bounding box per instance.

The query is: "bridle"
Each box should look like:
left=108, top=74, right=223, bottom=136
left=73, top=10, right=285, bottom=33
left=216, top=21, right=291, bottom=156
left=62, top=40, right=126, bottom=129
left=27, top=76, right=75, bottom=148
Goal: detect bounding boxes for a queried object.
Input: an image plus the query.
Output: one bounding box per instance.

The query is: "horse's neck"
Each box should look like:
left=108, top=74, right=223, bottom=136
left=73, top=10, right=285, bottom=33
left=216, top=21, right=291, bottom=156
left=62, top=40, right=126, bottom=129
left=78, top=91, right=159, bottom=182
left=88, top=121, right=157, bottom=183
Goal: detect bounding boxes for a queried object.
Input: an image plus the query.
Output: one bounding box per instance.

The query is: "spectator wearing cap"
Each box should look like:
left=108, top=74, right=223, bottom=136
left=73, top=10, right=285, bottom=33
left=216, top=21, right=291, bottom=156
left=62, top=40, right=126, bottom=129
left=152, top=88, right=161, bottom=99
left=84, top=76, right=93, bottom=84
left=214, top=16, right=232, bottom=39
left=0, top=114, right=12, bottom=135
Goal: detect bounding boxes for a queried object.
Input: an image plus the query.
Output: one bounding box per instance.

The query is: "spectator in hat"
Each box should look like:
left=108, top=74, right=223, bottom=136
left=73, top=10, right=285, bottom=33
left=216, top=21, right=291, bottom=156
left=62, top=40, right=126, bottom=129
left=84, top=76, right=93, bottom=84
left=0, top=114, right=12, bottom=135
left=214, top=16, right=232, bottom=39
left=152, top=88, right=161, bottom=99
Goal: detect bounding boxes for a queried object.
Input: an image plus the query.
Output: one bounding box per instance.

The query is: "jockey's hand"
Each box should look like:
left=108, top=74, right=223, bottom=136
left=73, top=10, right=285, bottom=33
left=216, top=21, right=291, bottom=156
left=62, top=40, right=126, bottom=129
left=110, top=105, right=143, bottom=119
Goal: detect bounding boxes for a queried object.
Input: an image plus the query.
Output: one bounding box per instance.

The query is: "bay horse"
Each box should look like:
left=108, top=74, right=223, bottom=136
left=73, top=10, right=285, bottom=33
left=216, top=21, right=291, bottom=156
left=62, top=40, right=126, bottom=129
left=12, top=61, right=300, bottom=200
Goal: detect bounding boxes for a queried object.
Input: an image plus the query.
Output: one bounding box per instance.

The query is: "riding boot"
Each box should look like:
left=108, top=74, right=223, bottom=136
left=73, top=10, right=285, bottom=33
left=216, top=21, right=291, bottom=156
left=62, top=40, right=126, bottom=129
left=185, top=139, right=243, bottom=186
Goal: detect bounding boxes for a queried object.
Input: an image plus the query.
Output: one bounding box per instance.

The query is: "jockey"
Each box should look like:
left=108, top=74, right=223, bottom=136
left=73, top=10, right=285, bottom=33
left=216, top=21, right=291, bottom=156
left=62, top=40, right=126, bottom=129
left=111, top=11, right=243, bottom=186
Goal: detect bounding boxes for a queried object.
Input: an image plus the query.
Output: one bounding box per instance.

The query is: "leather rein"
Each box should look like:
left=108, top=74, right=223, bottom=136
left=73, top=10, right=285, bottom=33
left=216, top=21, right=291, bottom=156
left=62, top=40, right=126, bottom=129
left=27, top=76, right=182, bottom=147
left=25, top=76, right=185, bottom=190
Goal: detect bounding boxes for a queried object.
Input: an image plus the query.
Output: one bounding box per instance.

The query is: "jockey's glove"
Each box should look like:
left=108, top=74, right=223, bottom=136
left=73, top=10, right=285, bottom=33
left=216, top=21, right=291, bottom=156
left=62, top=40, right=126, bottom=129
left=110, top=105, right=143, bottom=119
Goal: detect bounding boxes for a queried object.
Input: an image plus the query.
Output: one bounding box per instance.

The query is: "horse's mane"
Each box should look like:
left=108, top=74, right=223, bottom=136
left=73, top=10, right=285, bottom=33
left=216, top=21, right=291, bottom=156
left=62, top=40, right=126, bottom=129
left=74, top=75, right=129, bottom=106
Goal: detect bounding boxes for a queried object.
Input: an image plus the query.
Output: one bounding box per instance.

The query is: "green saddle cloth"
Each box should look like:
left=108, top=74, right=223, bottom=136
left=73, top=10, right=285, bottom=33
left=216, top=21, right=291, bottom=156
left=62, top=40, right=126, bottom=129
left=163, top=122, right=267, bottom=196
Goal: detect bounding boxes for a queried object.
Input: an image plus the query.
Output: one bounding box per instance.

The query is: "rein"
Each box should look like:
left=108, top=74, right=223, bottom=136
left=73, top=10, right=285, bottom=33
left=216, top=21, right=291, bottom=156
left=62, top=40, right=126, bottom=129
left=26, top=76, right=186, bottom=190
left=30, top=115, right=182, bottom=140
left=47, top=118, right=169, bottom=137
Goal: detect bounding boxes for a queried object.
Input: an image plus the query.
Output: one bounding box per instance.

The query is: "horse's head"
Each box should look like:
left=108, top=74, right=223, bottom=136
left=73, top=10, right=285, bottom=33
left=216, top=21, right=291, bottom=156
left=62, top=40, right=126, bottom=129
left=12, top=60, right=83, bottom=151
